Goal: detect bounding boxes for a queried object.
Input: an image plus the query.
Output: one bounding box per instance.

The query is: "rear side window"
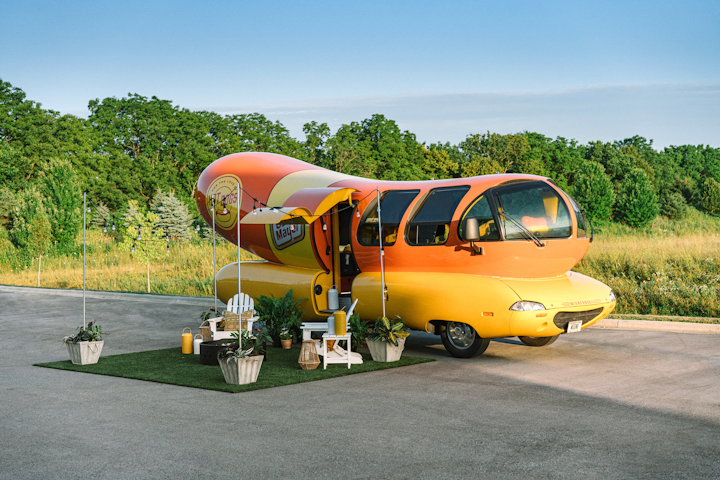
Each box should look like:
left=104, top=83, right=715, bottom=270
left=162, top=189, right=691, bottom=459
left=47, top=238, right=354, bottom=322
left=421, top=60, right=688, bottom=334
left=358, top=190, right=419, bottom=246
left=406, top=186, right=470, bottom=246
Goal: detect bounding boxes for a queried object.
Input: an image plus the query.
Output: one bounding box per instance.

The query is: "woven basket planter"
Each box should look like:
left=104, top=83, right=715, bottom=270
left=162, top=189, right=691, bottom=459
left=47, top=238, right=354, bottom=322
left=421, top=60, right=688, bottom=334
left=366, top=337, right=405, bottom=362
left=219, top=355, right=264, bottom=385
left=66, top=340, right=104, bottom=365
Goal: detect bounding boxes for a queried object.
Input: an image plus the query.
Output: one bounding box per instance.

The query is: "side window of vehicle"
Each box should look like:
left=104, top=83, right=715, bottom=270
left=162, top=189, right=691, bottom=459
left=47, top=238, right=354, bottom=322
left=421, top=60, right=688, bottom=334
left=566, top=195, right=589, bottom=238
left=406, top=186, right=470, bottom=246
left=458, top=194, right=500, bottom=241
left=358, top=190, right=419, bottom=247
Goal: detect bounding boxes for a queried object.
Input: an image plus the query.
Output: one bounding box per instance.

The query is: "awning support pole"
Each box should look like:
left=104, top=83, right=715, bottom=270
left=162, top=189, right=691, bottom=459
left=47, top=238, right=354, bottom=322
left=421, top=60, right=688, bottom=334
left=377, top=186, right=386, bottom=318
left=212, top=195, right=217, bottom=313
left=242, top=182, right=245, bottom=298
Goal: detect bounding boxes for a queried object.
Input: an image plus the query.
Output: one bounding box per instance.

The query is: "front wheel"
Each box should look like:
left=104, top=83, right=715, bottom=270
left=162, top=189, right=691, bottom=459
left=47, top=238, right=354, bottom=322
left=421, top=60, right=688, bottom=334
left=440, top=322, right=490, bottom=358
left=518, top=335, right=559, bottom=347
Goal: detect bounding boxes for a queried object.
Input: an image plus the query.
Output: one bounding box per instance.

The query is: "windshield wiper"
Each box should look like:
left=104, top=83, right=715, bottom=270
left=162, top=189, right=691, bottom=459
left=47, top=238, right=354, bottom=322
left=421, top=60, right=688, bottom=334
left=499, top=213, right=546, bottom=247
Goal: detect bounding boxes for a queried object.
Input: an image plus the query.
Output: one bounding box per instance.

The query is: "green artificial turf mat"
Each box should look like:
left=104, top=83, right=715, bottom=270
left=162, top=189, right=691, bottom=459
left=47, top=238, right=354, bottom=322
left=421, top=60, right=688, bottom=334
left=35, top=347, right=435, bottom=393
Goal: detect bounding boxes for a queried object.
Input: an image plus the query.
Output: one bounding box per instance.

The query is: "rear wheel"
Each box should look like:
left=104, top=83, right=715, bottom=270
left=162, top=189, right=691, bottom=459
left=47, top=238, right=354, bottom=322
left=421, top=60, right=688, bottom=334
left=518, top=335, right=559, bottom=347
left=440, top=322, right=490, bottom=358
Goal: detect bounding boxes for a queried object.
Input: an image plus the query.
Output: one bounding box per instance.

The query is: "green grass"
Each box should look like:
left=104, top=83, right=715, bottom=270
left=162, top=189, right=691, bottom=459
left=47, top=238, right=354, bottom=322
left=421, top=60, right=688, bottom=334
left=35, top=347, right=435, bottom=393
left=607, top=313, right=720, bottom=324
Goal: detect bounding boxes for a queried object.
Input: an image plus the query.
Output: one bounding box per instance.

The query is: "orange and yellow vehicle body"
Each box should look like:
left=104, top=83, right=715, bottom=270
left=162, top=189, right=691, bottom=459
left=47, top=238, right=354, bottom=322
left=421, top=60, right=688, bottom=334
left=197, top=152, right=615, bottom=341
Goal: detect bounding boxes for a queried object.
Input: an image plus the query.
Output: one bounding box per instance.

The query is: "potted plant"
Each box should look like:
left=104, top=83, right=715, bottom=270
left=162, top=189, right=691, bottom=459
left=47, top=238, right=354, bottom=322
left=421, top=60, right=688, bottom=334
left=279, top=329, right=295, bottom=349
left=254, top=289, right=306, bottom=347
left=366, top=316, right=409, bottom=362
left=217, top=329, right=271, bottom=385
left=347, top=313, right=372, bottom=351
left=62, top=320, right=104, bottom=365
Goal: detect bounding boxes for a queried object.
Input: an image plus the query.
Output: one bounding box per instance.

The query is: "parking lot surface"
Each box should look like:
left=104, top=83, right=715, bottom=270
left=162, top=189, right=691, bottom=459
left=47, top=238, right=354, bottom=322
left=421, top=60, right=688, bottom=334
left=1, top=287, right=718, bottom=479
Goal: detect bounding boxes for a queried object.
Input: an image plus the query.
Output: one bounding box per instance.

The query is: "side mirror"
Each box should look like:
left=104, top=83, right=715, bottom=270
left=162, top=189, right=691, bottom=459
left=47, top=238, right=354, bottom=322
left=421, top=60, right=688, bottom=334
left=461, top=217, right=483, bottom=255
left=461, top=217, right=481, bottom=242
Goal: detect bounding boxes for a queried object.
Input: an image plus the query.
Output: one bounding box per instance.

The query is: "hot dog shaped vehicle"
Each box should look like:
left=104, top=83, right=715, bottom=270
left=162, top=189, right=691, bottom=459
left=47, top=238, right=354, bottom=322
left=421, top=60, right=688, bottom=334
left=196, top=152, right=616, bottom=358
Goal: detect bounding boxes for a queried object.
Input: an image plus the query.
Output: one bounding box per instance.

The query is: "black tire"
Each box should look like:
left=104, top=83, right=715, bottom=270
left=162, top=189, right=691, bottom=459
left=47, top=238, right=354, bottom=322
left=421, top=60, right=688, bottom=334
left=440, top=321, right=491, bottom=358
left=518, top=335, right=559, bottom=347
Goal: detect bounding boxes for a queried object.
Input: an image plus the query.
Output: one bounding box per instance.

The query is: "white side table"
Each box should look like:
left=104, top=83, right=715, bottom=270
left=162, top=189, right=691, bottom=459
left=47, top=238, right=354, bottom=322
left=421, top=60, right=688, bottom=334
left=321, top=333, right=352, bottom=370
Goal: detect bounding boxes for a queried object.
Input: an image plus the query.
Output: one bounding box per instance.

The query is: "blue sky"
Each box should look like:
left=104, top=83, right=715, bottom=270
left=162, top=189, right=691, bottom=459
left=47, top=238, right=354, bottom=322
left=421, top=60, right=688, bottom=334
left=2, top=0, right=719, bottom=147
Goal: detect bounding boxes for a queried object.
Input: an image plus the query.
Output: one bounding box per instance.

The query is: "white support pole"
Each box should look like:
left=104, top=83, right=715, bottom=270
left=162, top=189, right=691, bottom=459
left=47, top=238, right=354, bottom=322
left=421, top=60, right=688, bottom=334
left=376, top=186, right=386, bottom=318
left=83, top=192, right=87, bottom=329
left=242, top=182, right=245, bottom=298
left=212, top=195, right=217, bottom=312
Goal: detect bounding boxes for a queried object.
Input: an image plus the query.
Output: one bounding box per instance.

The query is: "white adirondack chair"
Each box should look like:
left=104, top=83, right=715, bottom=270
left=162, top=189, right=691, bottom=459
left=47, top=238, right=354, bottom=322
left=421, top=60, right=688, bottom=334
left=207, top=293, right=260, bottom=340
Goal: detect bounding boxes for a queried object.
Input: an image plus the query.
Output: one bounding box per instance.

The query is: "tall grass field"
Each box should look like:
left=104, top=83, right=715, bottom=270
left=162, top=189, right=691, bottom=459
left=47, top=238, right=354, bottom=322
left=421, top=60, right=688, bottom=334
left=1, top=209, right=718, bottom=317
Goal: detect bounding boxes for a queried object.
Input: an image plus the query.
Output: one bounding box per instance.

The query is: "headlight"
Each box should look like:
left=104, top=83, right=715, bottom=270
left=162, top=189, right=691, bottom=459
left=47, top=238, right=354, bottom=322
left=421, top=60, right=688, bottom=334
left=609, top=291, right=616, bottom=302
left=509, top=301, right=546, bottom=311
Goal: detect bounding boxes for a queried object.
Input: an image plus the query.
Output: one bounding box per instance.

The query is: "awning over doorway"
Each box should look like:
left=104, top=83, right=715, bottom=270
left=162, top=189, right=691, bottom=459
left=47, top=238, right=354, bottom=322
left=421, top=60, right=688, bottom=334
left=241, top=187, right=357, bottom=225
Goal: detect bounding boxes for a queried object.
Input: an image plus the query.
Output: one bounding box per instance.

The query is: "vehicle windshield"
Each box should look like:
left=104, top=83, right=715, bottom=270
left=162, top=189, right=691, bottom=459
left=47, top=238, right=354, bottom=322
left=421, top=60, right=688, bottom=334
left=494, top=182, right=572, bottom=239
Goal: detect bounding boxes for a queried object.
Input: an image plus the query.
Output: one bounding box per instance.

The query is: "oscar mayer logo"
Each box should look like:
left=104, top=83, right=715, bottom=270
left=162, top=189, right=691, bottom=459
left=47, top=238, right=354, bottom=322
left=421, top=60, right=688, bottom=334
left=205, top=174, right=241, bottom=231
left=271, top=223, right=305, bottom=250
left=561, top=298, right=601, bottom=307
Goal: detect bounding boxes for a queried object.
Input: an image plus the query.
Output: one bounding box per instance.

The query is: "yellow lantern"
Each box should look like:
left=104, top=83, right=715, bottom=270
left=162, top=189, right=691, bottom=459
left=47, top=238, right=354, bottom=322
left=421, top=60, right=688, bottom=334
left=182, top=327, right=193, bottom=354
left=334, top=310, right=347, bottom=335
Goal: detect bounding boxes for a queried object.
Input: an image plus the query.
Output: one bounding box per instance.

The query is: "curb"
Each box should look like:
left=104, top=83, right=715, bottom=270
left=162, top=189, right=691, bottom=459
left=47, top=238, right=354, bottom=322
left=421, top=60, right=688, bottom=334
left=0, top=285, right=213, bottom=306
left=2, top=285, right=719, bottom=334
left=589, top=318, right=720, bottom=335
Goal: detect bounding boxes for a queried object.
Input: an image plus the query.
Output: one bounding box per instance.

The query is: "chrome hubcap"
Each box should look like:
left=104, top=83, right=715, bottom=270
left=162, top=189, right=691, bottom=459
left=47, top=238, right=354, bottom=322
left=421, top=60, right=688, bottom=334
left=446, top=322, right=476, bottom=349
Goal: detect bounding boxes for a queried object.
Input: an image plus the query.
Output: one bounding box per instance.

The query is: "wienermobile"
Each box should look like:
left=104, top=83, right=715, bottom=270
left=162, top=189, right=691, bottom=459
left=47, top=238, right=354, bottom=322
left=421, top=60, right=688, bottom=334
left=196, top=152, right=616, bottom=358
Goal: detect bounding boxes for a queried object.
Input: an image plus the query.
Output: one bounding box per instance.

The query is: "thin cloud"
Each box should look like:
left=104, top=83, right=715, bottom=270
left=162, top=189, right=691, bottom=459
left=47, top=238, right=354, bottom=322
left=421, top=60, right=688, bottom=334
left=198, top=83, right=720, bottom=148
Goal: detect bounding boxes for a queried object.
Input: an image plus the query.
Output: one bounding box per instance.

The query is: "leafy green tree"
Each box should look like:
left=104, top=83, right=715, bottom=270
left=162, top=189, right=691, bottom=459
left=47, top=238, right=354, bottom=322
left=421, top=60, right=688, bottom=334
left=422, top=145, right=459, bottom=179
left=524, top=133, right=585, bottom=190
left=571, top=161, right=615, bottom=222
left=150, top=190, right=192, bottom=241
left=0, top=144, right=30, bottom=191
left=88, top=94, right=217, bottom=205
left=40, top=158, right=82, bottom=251
left=660, top=192, right=688, bottom=220
left=352, top=114, right=426, bottom=181
left=700, top=178, right=720, bottom=216
left=0, top=186, right=15, bottom=229
left=89, top=201, right=114, bottom=231
left=613, top=169, right=660, bottom=228
left=323, top=123, right=375, bottom=177
left=10, top=187, right=53, bottom=258
left=120, top=201, right=167, bottom=292
left=459, top=132, right=532, bottom=176
left=0, top=79, right=61, bottom=182
left=219, top=113, right=306, bottom=159
left=302, top=121, right=331, bottom=166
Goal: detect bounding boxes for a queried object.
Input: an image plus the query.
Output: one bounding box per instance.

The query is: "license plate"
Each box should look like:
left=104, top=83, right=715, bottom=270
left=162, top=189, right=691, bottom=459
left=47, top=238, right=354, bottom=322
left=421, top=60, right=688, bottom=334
left=567, top=320, right=582, bottom=333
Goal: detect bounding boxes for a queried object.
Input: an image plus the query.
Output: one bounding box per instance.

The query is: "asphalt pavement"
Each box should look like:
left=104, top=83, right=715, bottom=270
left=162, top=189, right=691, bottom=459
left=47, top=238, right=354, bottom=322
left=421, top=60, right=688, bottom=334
left=1, top=286, right=718, bottom=479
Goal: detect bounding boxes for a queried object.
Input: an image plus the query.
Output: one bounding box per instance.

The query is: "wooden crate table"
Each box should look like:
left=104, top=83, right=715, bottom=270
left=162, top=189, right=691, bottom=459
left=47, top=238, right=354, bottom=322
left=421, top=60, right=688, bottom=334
left=321, top=333, right=352, bottom=370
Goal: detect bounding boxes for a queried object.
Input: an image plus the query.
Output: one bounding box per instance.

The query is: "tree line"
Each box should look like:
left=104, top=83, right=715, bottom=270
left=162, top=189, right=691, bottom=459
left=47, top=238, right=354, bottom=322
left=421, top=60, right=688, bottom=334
left=1, top=77, right=720, bottom=258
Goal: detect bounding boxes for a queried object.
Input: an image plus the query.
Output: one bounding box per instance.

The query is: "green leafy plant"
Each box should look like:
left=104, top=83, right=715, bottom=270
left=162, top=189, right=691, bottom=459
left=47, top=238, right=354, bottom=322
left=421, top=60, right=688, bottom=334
left=279, top=328, right=296, bottom=341
left=369, top=316, right=409, bottom=347
left=199, top=307, right=220, bottom=322
left=347, top=313, right=371, bottom=350
left=62, top=320, right=103, bottom=344
left=254, top=289, right=306, bottom=341
left=219, top=328, right=271, bottom=360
